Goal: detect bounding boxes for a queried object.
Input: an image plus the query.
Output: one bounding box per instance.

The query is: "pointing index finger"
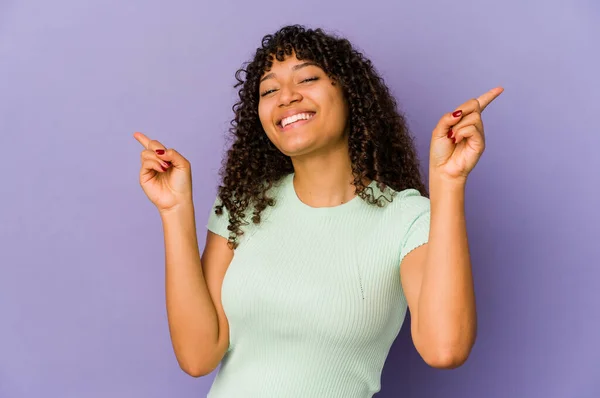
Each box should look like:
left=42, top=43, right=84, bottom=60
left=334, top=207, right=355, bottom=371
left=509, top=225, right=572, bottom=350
left=477, top=87, right=504, bottom=112
left=133, top=132, right=151, bottom=149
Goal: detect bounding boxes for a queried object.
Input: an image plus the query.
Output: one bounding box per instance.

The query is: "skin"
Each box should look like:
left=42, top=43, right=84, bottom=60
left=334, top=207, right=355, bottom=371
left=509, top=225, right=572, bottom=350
left=410, top=87, right=503, bottom=368
left=258, top=55, right=360, bottom=206
left=133, top=52, right=503, bottom=374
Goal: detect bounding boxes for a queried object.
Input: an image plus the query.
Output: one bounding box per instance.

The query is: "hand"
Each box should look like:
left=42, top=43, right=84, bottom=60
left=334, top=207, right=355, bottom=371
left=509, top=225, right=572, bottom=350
left=429, top=87, right=504, bottom=183
left=133, top=132, right=193, bottom=213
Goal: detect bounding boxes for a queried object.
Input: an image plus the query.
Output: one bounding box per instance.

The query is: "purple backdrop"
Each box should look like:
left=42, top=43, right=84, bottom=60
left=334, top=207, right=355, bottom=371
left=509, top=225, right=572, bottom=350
left=1, top=0, right=598, bottom=397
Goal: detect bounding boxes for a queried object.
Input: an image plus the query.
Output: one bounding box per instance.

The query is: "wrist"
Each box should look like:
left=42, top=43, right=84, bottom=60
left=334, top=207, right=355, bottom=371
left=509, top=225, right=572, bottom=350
left=159, top=199, right=195, bottom=221
left=429, top=172, right=467, bottom=199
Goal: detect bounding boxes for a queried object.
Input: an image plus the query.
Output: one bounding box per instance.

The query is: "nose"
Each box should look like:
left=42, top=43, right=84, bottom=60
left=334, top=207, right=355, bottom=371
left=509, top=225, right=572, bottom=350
left=277, top=83, right=302, bottom=107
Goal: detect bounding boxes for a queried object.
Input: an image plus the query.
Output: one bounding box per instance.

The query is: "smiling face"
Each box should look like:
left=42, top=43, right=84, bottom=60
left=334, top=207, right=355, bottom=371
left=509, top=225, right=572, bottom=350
left=258, top=53, right=349, bottom=158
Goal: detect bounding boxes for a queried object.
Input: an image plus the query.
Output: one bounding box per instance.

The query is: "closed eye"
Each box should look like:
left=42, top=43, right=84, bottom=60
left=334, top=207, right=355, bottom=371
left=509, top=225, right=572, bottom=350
left=260, top=88, right=277, bottom=97
left=260, top=77, right=320, bottom=97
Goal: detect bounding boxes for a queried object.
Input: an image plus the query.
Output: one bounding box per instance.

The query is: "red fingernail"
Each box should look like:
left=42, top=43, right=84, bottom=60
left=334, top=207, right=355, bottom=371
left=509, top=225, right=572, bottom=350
left=161, top=165, right=167, bottom=171
left=156, top=149, right=165, bottom=155
left=452, top=110, right=462, bottom=118
left=447, top=129, right=453, bottom=138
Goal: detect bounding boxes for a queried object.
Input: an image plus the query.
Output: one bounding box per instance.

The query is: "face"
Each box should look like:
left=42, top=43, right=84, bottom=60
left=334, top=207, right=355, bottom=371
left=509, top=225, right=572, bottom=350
left=258, top=54, right=349, bottom=158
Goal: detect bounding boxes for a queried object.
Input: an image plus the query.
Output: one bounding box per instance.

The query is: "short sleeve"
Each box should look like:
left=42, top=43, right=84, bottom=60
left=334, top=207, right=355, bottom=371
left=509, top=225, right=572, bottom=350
left=206, top=194, right=230, bottom=239
left=399, top=191, right=431, bottom=264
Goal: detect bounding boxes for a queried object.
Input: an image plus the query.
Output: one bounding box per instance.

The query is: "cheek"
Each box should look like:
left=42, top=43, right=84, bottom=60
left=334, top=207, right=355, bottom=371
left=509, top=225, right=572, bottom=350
left=325, top=89, right=348, bottom=128
left=257, top=101, right=271, bottom=129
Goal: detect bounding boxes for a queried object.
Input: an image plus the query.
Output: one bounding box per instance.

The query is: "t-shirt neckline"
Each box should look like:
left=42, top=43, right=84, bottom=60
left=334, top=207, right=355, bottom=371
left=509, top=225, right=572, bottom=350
left=283, top=173, right=377, bottom=216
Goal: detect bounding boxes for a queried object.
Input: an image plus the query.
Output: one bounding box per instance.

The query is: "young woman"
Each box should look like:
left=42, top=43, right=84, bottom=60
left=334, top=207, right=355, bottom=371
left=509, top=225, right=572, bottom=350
left=134, top=25, right=502, bottom=398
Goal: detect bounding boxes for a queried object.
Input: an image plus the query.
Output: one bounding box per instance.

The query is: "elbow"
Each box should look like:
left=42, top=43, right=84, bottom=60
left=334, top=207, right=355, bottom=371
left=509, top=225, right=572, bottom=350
left=177, top=354, right=220, bottom=378
left=425, top=355, right=468, bottom=370
left=173, top=343, right=224, bottom=378
left=179, top=361, right=217, bottom=378
left=423, top=349, right=471, bottom=369
left=416, top=320, right=477, bottom=369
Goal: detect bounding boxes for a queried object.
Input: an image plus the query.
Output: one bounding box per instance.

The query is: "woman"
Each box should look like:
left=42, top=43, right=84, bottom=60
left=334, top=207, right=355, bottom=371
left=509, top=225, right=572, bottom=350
left=133, top=25, right=502, bottom=398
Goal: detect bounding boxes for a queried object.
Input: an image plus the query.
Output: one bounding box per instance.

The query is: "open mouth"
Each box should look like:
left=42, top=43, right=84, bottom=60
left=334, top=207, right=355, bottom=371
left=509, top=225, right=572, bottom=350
left=277, top=112, right=316, bottom=131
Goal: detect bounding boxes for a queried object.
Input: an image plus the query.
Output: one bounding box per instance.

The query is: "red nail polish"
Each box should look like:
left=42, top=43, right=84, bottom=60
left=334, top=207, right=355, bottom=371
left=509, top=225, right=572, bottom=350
left=156, top=149, right=165, bottom=155
left=452, top=110, right=462, bottom=118
left=447, top=129, right=453, bottom=138
left=161, top=165, right=167, bottom=171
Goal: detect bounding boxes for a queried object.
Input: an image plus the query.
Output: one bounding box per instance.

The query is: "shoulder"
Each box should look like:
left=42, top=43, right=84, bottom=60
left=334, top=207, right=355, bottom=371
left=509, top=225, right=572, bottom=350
left=355, top=183, right=430, bottom=241
left=206, top=175, right=290, bottom=238
left=392, top=188, right=430, bottom=216
left=210, top=175, right=289, bottom=214
left=365, top=184, right=430, bottom=244
left=370, top=182, right=430, bottom=220
left=375, top=186, right=431, bottom=260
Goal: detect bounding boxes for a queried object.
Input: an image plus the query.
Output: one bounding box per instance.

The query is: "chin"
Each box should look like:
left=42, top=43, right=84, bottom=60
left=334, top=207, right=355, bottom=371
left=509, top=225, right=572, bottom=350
left=267, top=131, right=316, bottom=157
left=277, top=142, right=316, bottom=158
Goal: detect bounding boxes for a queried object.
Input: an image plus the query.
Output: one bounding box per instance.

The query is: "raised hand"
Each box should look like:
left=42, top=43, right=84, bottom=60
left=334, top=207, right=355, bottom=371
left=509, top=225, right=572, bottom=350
left=429, top=87, right=504, bottom=182
left=133, top=132, right=193, bottom=213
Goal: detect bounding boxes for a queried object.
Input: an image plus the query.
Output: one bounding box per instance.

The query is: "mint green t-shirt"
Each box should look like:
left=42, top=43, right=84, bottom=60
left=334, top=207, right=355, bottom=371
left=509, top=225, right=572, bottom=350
left=206, top=173, right=430, bottom=398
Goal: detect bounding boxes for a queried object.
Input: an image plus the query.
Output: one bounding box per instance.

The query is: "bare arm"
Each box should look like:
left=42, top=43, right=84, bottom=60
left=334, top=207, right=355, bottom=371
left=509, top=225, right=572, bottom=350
left=400, top=87, right=501, bottom=369
left=400, top=179, right=476, bottom=369
left=161, top=202, right=233, bottom=377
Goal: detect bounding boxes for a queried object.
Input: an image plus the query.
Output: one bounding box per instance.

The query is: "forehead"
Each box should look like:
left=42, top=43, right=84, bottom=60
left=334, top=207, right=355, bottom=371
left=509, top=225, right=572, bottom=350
left=267, top=52, right=303, bottom=67
left=260, top=59, right=322, bottom=85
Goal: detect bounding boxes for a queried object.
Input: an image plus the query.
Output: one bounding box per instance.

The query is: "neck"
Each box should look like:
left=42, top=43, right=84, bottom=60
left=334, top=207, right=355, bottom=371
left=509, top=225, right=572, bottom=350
left=290, top=141, right=363, bottom=208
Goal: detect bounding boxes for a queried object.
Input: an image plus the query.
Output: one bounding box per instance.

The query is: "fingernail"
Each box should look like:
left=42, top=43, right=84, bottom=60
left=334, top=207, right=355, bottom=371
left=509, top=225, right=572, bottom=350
left=447, top=129, right=453, bottom=139
left=161, top=165, right=167, bottom=171
left=156, top=149, right=165, bottom=155
left=452, top=110, right=463, bottom=118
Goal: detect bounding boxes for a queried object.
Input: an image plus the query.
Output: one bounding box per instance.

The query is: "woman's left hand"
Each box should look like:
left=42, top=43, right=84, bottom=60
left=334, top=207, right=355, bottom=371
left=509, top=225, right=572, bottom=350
left=429, top=87, right=504, bottom=183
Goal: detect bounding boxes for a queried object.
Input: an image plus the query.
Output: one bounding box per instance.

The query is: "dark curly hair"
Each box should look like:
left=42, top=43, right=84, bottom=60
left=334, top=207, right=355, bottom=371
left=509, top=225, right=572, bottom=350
left=215, top=24, right=428, bottom=249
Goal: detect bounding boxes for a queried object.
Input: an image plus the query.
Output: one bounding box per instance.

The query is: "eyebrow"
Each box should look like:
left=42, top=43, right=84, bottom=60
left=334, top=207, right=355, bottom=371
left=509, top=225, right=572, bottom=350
left=260, top=62, right=319, bottom=83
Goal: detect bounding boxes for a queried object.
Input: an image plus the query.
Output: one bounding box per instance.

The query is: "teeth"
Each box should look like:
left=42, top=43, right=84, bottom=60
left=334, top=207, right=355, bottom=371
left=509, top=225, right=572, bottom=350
left=281, top=113, right=314, bottom=128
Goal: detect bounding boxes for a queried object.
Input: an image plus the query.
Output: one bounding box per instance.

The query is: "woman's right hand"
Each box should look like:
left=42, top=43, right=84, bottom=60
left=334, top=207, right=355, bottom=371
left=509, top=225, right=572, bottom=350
left=133, top=132, right=193, bottom=213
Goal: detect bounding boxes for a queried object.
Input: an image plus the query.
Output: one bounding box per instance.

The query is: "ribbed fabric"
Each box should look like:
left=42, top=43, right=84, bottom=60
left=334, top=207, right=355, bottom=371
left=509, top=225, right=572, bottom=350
left=206, top=173, right=430, bottom=398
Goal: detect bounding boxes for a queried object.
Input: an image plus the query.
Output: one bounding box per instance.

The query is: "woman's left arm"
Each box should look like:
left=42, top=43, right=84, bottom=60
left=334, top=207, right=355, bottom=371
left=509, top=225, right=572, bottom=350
left=402, top=178, right=475, bottom=369
left=400, top=87, right=504, bottom=369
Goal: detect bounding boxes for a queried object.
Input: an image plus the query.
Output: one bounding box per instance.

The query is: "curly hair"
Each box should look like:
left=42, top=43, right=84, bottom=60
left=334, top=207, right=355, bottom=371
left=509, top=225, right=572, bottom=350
left=215, top=24, right=428, bottom=249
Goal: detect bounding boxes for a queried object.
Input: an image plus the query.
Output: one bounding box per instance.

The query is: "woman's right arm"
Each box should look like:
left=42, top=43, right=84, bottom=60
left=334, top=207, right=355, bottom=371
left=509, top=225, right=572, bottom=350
left=161, top=203, right=233, bottom=377
left=132, top=131, right=232, bottom=377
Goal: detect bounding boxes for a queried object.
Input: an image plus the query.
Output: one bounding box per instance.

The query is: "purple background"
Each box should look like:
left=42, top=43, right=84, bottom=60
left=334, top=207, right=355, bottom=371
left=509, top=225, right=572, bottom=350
left=1, top=0, right=598, bottom=397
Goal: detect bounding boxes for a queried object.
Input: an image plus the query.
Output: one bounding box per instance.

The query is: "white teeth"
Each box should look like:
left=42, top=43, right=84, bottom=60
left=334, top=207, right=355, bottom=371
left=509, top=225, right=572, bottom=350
left=281, top=113, right=314, bottom=128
